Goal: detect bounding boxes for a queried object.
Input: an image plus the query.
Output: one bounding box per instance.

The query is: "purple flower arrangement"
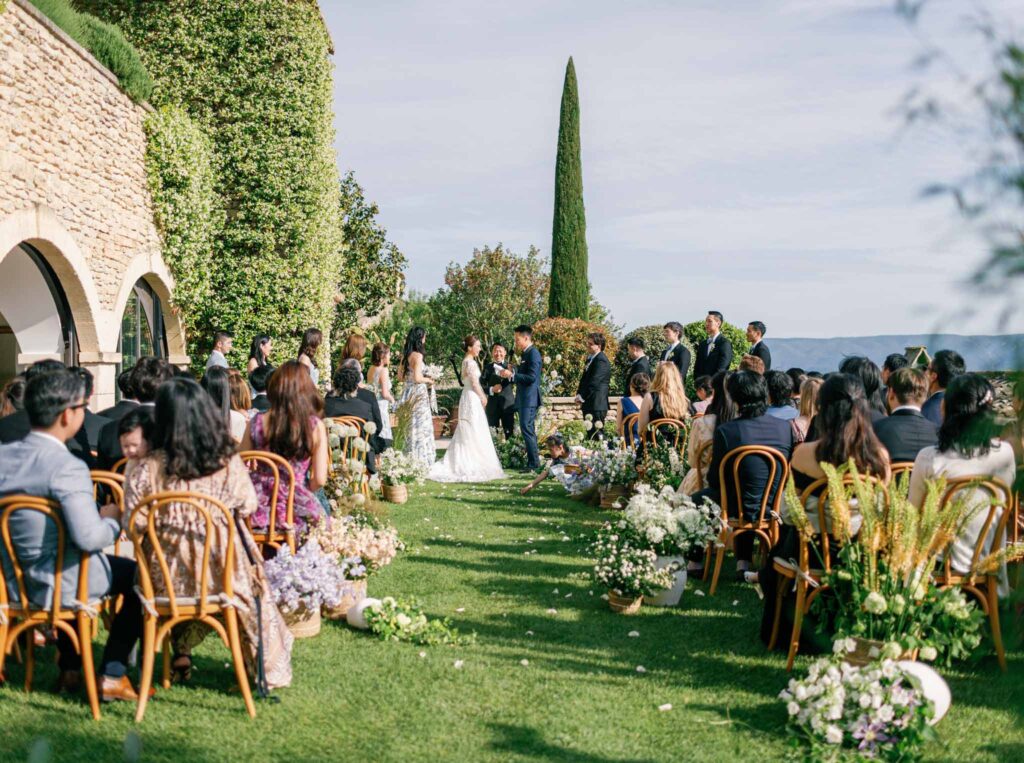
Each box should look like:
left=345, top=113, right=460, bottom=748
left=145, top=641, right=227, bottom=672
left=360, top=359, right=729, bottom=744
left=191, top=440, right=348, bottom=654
left=264, top=538, right=353, bottom=614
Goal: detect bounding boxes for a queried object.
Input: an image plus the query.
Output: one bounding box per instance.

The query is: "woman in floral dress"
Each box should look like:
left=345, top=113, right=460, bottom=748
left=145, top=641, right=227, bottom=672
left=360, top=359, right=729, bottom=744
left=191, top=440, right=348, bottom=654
left=398, top=327, right=436, bottom=469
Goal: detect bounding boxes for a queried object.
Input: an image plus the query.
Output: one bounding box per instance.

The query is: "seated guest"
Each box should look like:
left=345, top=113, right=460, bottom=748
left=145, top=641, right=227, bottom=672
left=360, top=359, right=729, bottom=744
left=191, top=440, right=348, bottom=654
left=623, top=337, right=653, bottom=396
left=98, top=358, right=174, bottom=469
left=638, top=363, right=689, bottom=438
left=786, top=368, right=807, bottom=407
left=324, top=365, right=379, bottom=473
left=118, top=407, right=154, bottom=465
left=249, top=364, right=273, bottom=413
left=881, top=353, right=909, bottom=388
left=124, top=377, right=292, bottom=688
left=872, top=368, right=938, bottom=463
left=341, top=332, right=368, bottom=365
left=738, top=354, right=765, bottom=375
left=922, top=349, right=966, bottom=426
left=746, top=321, right=771, bottom=371
left=0, top=369, right=145, bottom=701
left=692, top=371, right=794, bottom=577
left=326, top=358, right=386, bottom=455
left=228, top=368, right=254, bottom=425
left=240, top=360, right=328, bottom=537
left=97, top=368, right=138, bottom=421
left=202, top=366, right=246, bottom=443
left=838, top=356, right=887, bottom=421
left=765, top=370, right=798, bottom=421
left=617, top=372, right=650, bottom=444
left=69, top=366, right=110, bottom=453
left=692, top=375, right=713, bottom=415
left=679, top=371, right=732, bottom=494
left=790, top=377, right=823, bottom=444
left=0, top=376, right=25, bottom=418
left=909, top=374, right=1015, bottom=594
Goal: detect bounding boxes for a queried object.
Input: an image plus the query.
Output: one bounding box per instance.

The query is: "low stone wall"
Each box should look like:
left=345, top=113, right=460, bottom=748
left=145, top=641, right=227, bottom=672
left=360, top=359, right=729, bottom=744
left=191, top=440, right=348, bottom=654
left=541, top=396, right=620, bottom=428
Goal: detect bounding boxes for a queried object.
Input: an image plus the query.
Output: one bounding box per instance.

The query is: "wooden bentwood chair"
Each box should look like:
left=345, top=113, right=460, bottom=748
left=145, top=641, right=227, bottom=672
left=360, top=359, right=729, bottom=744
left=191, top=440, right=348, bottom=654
left=129, top=491, right=256, bottom=721
left=0, top=496, right=103, bottom=719
left=239, top=451, right=296, bottom=555
left=706, top=446, right=789, bottom=596
left=642, top=418, right=688, bottom=455
left=620, top=413, right=641, bottom=451
left=328, top=416, right=374, bottom=498
left=692, top=438, right=715, bottom=492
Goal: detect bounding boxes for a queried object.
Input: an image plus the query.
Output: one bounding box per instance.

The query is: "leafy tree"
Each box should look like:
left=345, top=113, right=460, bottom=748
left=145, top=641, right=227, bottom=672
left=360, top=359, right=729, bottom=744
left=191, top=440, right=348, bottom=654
left=549, top=57, right=590, bottom=319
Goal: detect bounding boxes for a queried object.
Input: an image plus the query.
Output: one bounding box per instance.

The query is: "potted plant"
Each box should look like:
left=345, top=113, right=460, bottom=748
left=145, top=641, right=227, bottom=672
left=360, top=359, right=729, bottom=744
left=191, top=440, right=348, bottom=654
left=264, top=538, right=348, bottom=638
left=622, top=484, right=721, bottom=606
left=586, top=447, right=639, bottom=509
left=638, top=443, right=687, bottom=492
left=590, top=521, right=675, bottom=614
left=378, top=448, right=428, bottom=504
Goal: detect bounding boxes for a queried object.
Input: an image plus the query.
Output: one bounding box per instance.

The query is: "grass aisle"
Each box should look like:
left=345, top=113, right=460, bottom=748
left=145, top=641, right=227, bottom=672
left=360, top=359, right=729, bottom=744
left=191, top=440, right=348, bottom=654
left=0, top=476, right=1020, bottom=762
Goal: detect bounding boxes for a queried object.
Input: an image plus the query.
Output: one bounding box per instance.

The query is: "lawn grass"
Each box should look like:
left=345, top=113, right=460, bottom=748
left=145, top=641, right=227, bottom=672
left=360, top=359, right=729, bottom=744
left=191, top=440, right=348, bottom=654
left=0, top=476, right=1021, bottom=762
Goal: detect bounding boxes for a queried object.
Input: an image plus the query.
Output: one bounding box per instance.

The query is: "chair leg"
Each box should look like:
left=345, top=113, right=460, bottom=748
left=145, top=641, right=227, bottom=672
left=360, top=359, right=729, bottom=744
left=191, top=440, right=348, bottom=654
left=708, top=542, right=726, bottom=597
left=786, top=582, right=806, bottom=672
left=767, top=577, right=787, bottom=651
left=987, top=582, right=1006, bottom=672
left=161, top=635, right=172, bottom=689
left=224, top=609, right=256, bottom=718
left=78, top=613, right=101, bottom=720
left=134, top=617, right=157, bottom=723
left=24, top=630, right=34, bottom=692
left=701, top=544, right=712, bottom=582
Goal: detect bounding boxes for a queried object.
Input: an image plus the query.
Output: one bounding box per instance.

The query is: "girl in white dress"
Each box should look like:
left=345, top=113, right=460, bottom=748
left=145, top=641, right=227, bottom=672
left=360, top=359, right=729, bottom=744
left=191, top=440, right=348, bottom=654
left=429, top=336, right=505, bottom=483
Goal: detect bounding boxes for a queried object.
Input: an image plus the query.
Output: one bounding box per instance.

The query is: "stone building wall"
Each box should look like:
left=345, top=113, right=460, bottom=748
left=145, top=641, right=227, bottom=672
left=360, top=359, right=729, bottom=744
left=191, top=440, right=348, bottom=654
left=0, top=0, right=186, bottom=407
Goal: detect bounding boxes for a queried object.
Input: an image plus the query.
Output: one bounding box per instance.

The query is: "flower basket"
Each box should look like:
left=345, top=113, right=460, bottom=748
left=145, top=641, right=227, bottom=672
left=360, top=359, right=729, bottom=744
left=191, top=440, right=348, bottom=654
left=843, top=637, right=917, bottom=667
left=607, top=590, right=643, bottom=615
left=323, top=579, right=368, bottom=620
left=645, top=558, right=687, bottom=607
left=383, top=483, right=409, bottom=504
left=284, top=602, right=321, bottom=639
left=432, top=414, right=448, bottom=439
left=599, top=484, right=629, bottom=509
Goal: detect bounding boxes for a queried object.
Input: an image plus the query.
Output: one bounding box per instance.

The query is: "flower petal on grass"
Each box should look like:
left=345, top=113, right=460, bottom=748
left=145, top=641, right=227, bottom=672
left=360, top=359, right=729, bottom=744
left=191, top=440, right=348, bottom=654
left=658, top=703, right=672, bottom=712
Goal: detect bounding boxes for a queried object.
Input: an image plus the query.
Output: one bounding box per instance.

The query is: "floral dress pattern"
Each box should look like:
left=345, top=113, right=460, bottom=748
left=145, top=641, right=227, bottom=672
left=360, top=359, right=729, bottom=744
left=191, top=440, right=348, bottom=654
left=248, top=412, right=326, bottom=538
left=400, top=374, right=435, bottom=469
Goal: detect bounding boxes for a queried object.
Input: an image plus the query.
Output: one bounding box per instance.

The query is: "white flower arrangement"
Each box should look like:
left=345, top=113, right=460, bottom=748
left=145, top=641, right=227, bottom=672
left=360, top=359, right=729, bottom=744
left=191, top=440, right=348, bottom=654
left=583, top=447, right=638, bottom=487
left=364, top=421, right=378, bottom=435
left=379, top=448, right=429, bottom=486
left=590, top=521, right=675, bottom=598
left=312, top=513, right=404, bottom=575
left=622, top=484, right=721, bottom=556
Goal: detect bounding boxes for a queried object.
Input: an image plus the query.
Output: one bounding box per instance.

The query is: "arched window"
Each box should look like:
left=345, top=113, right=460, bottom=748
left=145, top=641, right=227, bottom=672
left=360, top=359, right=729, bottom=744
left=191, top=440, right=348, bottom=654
left=119, top=278, right=168, bottom=374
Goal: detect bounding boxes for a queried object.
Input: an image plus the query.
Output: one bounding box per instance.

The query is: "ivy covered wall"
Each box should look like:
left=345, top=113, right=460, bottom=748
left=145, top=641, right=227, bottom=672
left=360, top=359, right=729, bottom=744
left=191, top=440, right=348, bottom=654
left=79, top=0, right=344, bottom=367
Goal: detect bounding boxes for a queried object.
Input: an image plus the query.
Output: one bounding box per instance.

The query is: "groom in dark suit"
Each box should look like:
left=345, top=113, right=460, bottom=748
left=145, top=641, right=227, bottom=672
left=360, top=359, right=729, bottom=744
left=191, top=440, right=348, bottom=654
left=576, top=332, right=611, bottom=440
left=500, top=325, right=543, bottom=470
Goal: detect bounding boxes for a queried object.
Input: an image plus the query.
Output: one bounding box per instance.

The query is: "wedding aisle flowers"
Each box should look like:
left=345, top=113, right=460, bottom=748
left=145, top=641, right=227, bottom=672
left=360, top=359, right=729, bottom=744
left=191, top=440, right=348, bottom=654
left=312, top=511, right=404, bottom=574
left=638, top=444, right=687, bottom=491
left=623, top=485, right=721, bottom=556
left=264, top=539, right=350, bottom=614
left=364, top=596, right=474, bottom=646
left=379, top=448, right=429, bottom=486
left=586, top=446, right=637, bottom=488
left=589, top=522, right=675, bottom=599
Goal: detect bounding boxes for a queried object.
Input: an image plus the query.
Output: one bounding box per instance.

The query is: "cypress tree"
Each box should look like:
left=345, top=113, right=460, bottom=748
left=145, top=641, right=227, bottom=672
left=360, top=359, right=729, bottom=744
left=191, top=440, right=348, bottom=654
left=548, top=56, right=590, bottom=319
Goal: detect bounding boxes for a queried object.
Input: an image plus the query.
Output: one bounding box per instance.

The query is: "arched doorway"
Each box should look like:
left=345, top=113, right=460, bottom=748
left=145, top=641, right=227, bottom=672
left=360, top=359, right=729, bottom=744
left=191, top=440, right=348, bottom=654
left=116, top=278, right=170, bottom=399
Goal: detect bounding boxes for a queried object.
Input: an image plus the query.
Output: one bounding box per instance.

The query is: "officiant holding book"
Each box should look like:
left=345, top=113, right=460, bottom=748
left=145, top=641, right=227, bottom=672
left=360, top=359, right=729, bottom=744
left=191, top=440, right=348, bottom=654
left=484, top=341, right=516, bottom=438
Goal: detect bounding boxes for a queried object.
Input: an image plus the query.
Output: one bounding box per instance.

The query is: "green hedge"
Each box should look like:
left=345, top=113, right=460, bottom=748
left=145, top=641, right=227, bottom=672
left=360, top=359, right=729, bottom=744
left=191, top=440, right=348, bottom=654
left=532, top=317, right=619, bottom=397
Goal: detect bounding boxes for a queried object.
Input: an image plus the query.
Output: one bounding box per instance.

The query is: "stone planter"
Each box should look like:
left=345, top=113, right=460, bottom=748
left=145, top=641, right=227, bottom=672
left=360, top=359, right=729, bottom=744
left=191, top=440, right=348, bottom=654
left=383, top=483, right=409, bottom=504
left=346, top=597, right=382, bottom=630
left=646, top=557, right=687, bottom=607
left=432, top=414, right=448, bottom=439
left=607, top=590, right=643, bottom=615
left=323, top=578, right=368, bottom=620
left=283, top=603, right=321, bottom=639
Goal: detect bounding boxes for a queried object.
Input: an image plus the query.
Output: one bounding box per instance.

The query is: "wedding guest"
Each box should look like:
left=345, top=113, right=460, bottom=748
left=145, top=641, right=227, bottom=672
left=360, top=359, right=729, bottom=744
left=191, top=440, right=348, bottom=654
left=228, top=368, right=254, bottom=427
left=746, top=321, right=771, bottom=371
left=367, top=342, right=395, bottom=448
left=97, top=368, right=137, bottom=420
left=249, top=365, right=273, bottom=413
left=624, top=338, right=653, bottom=396
left=202, top=366, right=247, bottom=443
left=692, top=375, right=713, bottom=415
left=241, top=360, right=328, bottom=537
left=68, top=366, right=110, bottom=453
left=328, top=358, right=386, bottom=455
left=787, top=368, right=808, bottom=406
left=246, top=334, right=273, bottom=374
left=0, top=369, right=145, bottom=701
left=765, top=370, right=798, bottom=421
left=881, top=353, right=909, bottom=386
left=617, top=372, right=650, bottom=444
left=520, top=434, right=586, bottom=495
left=398, top=327, right=437, bottom=470
left=872, top=368, right=938, bottom=463
left=117, top=406, right=153, bottom=463
left=576, top=332, right=611, bottom=440
left=0, top=376, right=25, bottom=418
left=738, top=354, right=765, bottom=375
left=838, top=356, right=887, bottom=421
left=790, top=377, right=823, bottom=444
left=98, top=359, right=173, bottom=468
left=922, top=349, right=966, bottom=426
left=638, top=363, right=689, bottom=438
left=325, top=365, right=379, bottom=473
left=341, top=333, right=368, bottom=366
left=693, top=311, right=733, bottom=378
left=483, top=342, right=515, bottom=439
left=679, top=371, right=732, bottom=494
left=124, top=376, right=293, bottom=688
left=296, top=327, right=323, bottom=387
left=659, top=321, right=691, bottom=381
left=205, top=330, right=233, bottom=371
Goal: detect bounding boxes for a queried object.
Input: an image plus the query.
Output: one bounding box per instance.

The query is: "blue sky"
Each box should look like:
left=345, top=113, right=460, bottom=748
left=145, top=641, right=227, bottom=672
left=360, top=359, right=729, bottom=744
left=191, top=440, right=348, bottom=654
left=322, top=0, right=1023, bottom=338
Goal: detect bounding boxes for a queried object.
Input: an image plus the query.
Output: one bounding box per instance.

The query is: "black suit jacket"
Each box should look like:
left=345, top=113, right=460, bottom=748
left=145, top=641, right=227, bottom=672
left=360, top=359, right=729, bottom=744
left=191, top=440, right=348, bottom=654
left=872, top=409, right=938, bottom=464
left=482, top=362, right=515, bottom=408
left=624, top=356, right=653, bottom=395
left=325, top=391, right=386, bottom=454
left=660, top=343, right=691, bottom=382
left=81, top=409, right=110, bottom=452
left=693, top=336, right=733, bottom=378
left=748, top=341, right=771, bottom=372
left=97, top=399, right=138, bottom=422
left=577, top=352, right=611, bottom=415
left=703, top=414, right=793, bottom=521
left=0, top=409, right=96, bottom=468
left=251, top=393, right=271, bottom=412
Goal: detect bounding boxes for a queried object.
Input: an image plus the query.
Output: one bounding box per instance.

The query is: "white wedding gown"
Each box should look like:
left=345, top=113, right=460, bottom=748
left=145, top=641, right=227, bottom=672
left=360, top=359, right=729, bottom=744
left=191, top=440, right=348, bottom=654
left=429, top=358, right=505, bottom=483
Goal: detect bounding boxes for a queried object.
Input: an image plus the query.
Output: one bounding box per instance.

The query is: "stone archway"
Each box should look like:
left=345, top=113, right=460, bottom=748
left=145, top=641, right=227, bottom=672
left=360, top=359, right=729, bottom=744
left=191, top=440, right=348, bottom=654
left=109, top=251, right=189, bottom=367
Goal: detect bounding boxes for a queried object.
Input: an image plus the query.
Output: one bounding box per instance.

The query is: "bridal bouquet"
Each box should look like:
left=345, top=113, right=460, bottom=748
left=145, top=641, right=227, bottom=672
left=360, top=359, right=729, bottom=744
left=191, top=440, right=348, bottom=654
left=423, top=364, right=444, bottom=413
left=623, top=485, right=721, bottom=556
left=379, top=448, right=429, bottom=486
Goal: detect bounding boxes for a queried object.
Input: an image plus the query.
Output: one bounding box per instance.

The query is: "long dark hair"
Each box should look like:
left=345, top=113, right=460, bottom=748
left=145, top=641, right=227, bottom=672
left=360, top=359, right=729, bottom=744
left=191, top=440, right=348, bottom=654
left=265, top=360, right=323, bottom=461
left=707, top=371, right=734, bottom=427
left=298, top=328, right=323, bottom=367
left=938, top=373, right=1000, bottom=458
left=399, top=327, right=426, bottom=375
left=814, top=373, right=888, bottom=475
left=200, top=366, right=232, bottom=425
left=838, top=356, right=886, bottom=416
left=248, top=334, right=271, bottom=367
left=152, top=378, right=236, bottom=480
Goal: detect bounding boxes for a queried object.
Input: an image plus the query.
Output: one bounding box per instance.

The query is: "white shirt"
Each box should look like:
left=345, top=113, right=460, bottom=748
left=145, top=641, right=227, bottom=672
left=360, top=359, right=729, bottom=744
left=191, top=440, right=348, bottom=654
left=206, top=350, right=228, bottom=370
left=662, top=342, right=678, bottom=360
left=891, top=405, right=922, bottom=414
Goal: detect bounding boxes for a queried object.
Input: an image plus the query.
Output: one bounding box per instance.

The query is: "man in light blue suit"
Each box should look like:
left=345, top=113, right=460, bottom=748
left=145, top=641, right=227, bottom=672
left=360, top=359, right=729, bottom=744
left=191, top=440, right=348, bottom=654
left=0, top=370, right=145, bottom=701
left=501, top=324, right=543, bottom=470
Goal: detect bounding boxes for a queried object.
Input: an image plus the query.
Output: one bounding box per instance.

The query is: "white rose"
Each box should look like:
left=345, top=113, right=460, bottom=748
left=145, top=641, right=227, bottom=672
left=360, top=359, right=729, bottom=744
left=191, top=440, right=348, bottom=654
left=919, top=646, right=937, bottom=661
left=786, top=701, right=800, bottom=717
left=396, top=613, right=412, bottom=628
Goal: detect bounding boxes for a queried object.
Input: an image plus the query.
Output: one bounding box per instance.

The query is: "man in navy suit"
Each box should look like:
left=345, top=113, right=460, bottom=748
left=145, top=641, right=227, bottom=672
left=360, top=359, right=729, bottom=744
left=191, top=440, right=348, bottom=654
left=693, top=311, right=734, bottom=378
left=745, top=321, right=771, bottom=372
left=873, top=368, right=938, bottom=463
left=500, top=325, right=543, bottom=470
left=922, top=349, right=965, bottom=426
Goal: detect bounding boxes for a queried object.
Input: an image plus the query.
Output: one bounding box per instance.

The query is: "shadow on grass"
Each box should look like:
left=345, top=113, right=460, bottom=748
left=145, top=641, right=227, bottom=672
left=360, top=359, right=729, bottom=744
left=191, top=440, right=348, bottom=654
left=487, top=722, right=656, bottom=763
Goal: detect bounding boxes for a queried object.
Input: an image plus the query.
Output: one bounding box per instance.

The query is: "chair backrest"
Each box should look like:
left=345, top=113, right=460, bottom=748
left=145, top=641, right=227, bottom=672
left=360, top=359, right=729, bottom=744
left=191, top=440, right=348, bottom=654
left=937, top=476, right=1013, bottom=580
left=644, top=418, right=688, bottom=451
left=717, top=445, right=790, bottom=525
left=128, top=491, right=235, bottom=618
left=328, top=416, right=371, bottom=467
left=890, top=462, right=914, bottom=483
left=621, top=413, right=641, bottom=450
left=797, top=473, right=888, bottom=574
left=111, top=458, right=128, bottom=475
left=238, top=450, right=295, bottom=539
left=91, top=470, right=127, bottom=555
left=0, top=496, right=90, bottom=620
left=693, top=438, right=715, bottom=491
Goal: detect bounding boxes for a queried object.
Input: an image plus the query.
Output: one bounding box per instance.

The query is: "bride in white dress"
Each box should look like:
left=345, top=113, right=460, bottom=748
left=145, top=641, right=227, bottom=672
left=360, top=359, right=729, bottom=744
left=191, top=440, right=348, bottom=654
left=429, top=336, right=505, bottom=483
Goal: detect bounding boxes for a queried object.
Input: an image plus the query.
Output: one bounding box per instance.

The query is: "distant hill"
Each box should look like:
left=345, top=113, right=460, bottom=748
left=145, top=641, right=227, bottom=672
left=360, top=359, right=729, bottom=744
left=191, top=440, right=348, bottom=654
left=768, top=334, right=1024, bottom=374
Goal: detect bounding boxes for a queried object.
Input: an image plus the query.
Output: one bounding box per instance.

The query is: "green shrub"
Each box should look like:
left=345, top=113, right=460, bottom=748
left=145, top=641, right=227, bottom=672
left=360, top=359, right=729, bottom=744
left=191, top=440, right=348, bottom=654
left=683, top=319, right=750, bottom=371
left=532, top=317, right=619, bottom=397
left=79, top=14, right=153, bottom=101
left=30, top=0, right=84, bottom=40
left=613, top=324, right=695, bottom=394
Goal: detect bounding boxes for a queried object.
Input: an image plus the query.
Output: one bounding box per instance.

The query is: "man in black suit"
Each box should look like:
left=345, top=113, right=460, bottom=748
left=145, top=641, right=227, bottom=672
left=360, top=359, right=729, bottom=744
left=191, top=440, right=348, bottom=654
left=873, top=368, right=938, bottom=463
left=97, top=368, right=139, bottom=421
left=249, top=365, right=273, bottom=412
left=693, top=311, right=734, bottom=379
left=623, top=337, right=653, bottom=396
left=97, top=357, right=174, bottom=470
left=745, top=321, right=771, bottom=372
left=576, top=332, right=611, bottom=440
left=692, top=371, right=793, bottom=576
left=482, top=342, right=516, bottom=438
left=69, top=366, right=110, bottom=453
left=324, top=365, right=380, bottom=473
left=659, top=321, right=691, bottom=381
